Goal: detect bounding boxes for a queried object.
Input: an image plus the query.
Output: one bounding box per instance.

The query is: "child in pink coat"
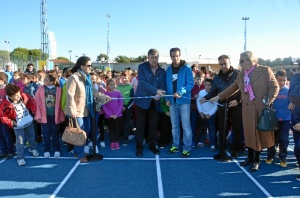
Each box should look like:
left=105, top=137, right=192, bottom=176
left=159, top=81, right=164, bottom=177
left=34, top=73, right=65, bottom=158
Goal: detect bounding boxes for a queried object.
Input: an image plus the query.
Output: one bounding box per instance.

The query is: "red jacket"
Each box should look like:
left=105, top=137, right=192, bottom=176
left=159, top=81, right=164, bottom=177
left=0, top=93, right=36, bottom=128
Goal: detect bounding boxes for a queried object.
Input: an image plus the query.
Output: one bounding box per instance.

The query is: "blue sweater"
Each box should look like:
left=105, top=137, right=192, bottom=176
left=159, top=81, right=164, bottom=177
left=165, top=63, right=194, bottom=104
left=273, top=86, right=291, bottom=121
left=134, top=62, right=166, bottom=110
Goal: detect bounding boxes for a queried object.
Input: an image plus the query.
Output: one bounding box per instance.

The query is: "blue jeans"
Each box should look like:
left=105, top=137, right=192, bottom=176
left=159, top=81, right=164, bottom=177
left=0, top=122, right=15, bottom=155
left=170, top=103, right=192, bottom=152
left=74, top=116, right=91, bottom=158
left=14, top=123, right=36, bottom=160
left=41, top=115, right=61, bottom=152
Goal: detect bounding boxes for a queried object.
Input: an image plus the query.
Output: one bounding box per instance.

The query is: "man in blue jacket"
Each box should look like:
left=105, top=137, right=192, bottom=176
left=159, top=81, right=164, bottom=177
left=165, top=47, right=194, bottom=158
left=134, top=49, right=166, bottom=157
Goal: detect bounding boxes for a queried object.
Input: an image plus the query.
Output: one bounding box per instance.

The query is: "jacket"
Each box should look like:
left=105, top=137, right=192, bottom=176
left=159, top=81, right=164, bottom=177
left=204, top=66, right=241, bottom=104
left=0, top=93, right=36, bottom=128
left=64, top=71, right=109, bottom=117
left=34, top=86, right=65, bottom=124
left=218, top=66, right=279, bottom=151
left=134, top=62, right=166, bottom=110
left=165, top=62, right=194, bottom=104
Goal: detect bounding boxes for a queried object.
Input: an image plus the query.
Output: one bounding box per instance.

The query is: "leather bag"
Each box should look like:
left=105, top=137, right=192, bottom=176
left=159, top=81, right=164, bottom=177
left=257, top=98, right=279, bottom=132
left=62, top=118, right=87, bottom=146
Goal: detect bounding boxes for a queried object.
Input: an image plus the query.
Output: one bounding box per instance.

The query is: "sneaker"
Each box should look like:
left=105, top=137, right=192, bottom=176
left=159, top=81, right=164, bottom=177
left=123, top=140, right=129, bottom=146
left=167, top=146, right=180, bottom=154
left=180, top=151, right=190, bottom=158
left=84, top=145, right=90, bottom=154
left=54, top=151, right=60, bottom=158
left=80, top=157, right=88, bottom=163
left=265, top=157, right=273, bottom=164
left=280, top=160, right=287, bottom=167
left=0, top=153, right=6, bottom=158
left=88, top=141, right=93, bottom=148
left=95, top=146, right=99, bottom=153
left=296, top=175, right=300, bottom=181
left=275, top=146, right=279, bottom=153
left=115, top=142, right=120, bottom=149
left=211, top=146, right=216, bottom=152
left=100, top=141, right=106, bottom=148
left=44, top=152, right=50, bottom=158
left=29, top=149, right=39, bottom=157
left=158, top=142, right=165, bottom=149
left=196, top=142, right=205, bottom=148
left=17, top=159, right=26, bottom=166
left=110, top=142, right=115, bottom=150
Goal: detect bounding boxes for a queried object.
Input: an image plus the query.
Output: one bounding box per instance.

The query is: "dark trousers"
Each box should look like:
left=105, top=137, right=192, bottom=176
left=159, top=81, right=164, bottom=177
left=41, top=115, right=61, bottom=152
left=0, top=122, right=15, bottom=154
left=292, top=106, right=300, bottom=165
left=267, top=120, right=290, bottom=160
left=135, top=102, right=158, bottom=151
left=159, top=112, right=172, bottom=145
left=107, top=117, right=122, bottom=142
left=121, top=108, right=133, bottom=140
left=217, top=104, right=244, bottom=153
left=98, top=113, right=105, bottom=141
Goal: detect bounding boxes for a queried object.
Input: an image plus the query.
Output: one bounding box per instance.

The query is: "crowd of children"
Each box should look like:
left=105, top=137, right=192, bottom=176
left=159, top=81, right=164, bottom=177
left=0, top=61, right=300, bottom=182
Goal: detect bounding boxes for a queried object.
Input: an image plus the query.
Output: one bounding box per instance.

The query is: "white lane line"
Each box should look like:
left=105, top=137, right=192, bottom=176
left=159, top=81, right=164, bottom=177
left=228, top=151, right=273, bottom=198
left=156, top=155, right=164, bottom=198
left=49, top=160, right=80, bottom=198
left=0, top=159, right=6, bottom=164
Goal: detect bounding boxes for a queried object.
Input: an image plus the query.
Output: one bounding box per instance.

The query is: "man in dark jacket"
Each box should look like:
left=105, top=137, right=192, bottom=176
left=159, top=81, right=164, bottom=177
left=201, top=55, right=244, bottom=161
left=134, top=49, right=166, bottom=157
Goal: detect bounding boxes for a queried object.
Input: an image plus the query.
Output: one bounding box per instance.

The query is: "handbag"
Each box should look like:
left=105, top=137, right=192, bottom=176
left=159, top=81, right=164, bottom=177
left=62, top=118, right=87, bottom=146
left=257, top=97, right=279, bottom=132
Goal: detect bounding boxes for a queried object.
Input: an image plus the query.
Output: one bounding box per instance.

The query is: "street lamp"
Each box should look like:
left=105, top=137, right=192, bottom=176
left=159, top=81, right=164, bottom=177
left=4, top=40, right=10, bottom=62
left=68, top=50, right=72, bottom=66
left=242, top=17, right=250, bottom=51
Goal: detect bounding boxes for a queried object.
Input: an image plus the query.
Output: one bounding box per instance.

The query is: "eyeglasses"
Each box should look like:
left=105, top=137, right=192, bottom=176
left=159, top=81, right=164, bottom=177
left=239, top=60, right=245, bottom=64
left=85, top=65, right=92, bottom=68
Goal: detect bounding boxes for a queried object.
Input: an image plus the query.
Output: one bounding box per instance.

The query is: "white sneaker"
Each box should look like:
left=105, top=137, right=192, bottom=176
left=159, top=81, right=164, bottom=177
left=84, top=145, right=90, bottom=154
left=54, top=151, right=60, bottom=158
left=44, top=152, right=50, bottom=158
left=29, top=149, right=39, bottom=157
left=100, top=141, right=105, bottom=148
left=95, top=146, right=99, bottom=154
left=196, top=142, right=205, bottom=148
left=88, top=141, right=93, bottom=148
left=211, top=146, right=216, bottom=152
left=17, top=159, right=26, bottom=166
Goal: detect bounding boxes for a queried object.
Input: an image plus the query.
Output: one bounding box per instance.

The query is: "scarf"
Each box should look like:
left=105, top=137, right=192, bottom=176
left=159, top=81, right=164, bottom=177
left=244, top=65, right=256, bottom=101
left=78, top=69, right=94, bottom=118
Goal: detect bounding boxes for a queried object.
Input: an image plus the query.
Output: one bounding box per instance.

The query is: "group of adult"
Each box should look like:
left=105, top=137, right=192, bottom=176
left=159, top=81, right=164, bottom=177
left=63, top=49, right=298, bottom=176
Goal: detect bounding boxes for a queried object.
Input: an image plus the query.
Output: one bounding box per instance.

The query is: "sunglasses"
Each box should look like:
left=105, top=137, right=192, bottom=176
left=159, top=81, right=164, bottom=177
left=239, top=60, right=245, bottom=64
left=85, top=65, right=92, bottom=68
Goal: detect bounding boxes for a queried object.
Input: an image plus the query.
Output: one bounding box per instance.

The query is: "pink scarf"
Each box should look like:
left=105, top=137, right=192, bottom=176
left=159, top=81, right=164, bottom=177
left=244, top=65, right=256, bottom=101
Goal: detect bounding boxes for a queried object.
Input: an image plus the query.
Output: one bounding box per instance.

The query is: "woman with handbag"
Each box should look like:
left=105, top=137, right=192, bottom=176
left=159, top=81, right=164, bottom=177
left=210, top=51, right=279, bottom=171
left=64, top=56, right=110, bottom=163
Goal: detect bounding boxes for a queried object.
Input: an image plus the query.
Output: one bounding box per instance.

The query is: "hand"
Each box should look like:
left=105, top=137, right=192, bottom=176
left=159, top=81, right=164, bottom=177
left=173, top=92, right=181, bottom=98
left=288, top=103, right=295, bottom=111
left=293, top=123, right=300, bottom=131
left=111, top=115, right=117, bottom=119
left=229, top=100, right=238, bottom=107
left=166, top=101, right=170, bottom=107
left=106, top=97, right=111, bottom=102
left=165, top=112, right=170, bottom=116
left=200, top=112, right=205, bottom=119
left=156, top=89, right=165, bottom=96
left=153, top=94, right=161, bottom=101
left=205, top=114, right=211, bottom=119
left=122, top=107, right=125, bottom=112
left=194, top=94, right=199, bottom=99
left=199, top=98, right=206, bottom=104
left=210, top=96, right=220, bottom=103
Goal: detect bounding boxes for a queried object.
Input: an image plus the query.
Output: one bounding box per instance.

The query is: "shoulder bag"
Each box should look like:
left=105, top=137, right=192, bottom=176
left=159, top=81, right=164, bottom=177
left=62, top=118, right=87, bottom=146
left=257, top=97, right=279, bottom=132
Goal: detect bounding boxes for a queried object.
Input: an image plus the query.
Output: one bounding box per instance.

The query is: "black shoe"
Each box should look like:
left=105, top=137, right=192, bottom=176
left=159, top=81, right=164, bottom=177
left=240, top=158, right=254, bottom=166
left=5, top=153, right=16, bottom=159
left=230, top=151, right=238, bottom=159
left=296, top=175, right=300, bottom=181
left=250, top=162, right=260, bottom=172
left=0, top=153, right=7, bottom=159
left=149, top=147, right=160, bottom=155
left=123, top=140, right=129, bottom=146
left=213, top=153, right=231, bottom=162
left=136, top=150, right=143, bottom=157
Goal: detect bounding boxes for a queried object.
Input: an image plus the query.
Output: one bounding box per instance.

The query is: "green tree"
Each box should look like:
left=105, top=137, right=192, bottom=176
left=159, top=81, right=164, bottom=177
left=265, top=59, right=273, bottom=67
left=272, top=58, right=283, bottom=66
left=258, top=58, right=266, bottom=66
left=97, top=53, right=109, bottom=61
left=131, top=55, right=147, bottom=63
left=114, top=55, right=131, bottom=63
left=57, top=56, right=69, bottom=61
left=0, top=50, right=10, bottom=64
left=282, top=57, right=293, bottom=65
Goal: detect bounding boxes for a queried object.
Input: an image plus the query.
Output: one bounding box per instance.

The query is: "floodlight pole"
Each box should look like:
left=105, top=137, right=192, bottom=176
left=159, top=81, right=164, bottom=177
left=242, top=17, right=249, bottom=51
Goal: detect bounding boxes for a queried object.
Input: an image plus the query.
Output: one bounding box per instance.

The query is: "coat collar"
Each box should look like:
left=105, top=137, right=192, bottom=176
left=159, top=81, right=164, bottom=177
left=250, top=65, right=263, bottom=83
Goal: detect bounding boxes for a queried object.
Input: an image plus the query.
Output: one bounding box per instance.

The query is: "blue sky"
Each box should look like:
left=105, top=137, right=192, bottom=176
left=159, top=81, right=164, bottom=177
left=0, top=0, right=299, bottom=63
